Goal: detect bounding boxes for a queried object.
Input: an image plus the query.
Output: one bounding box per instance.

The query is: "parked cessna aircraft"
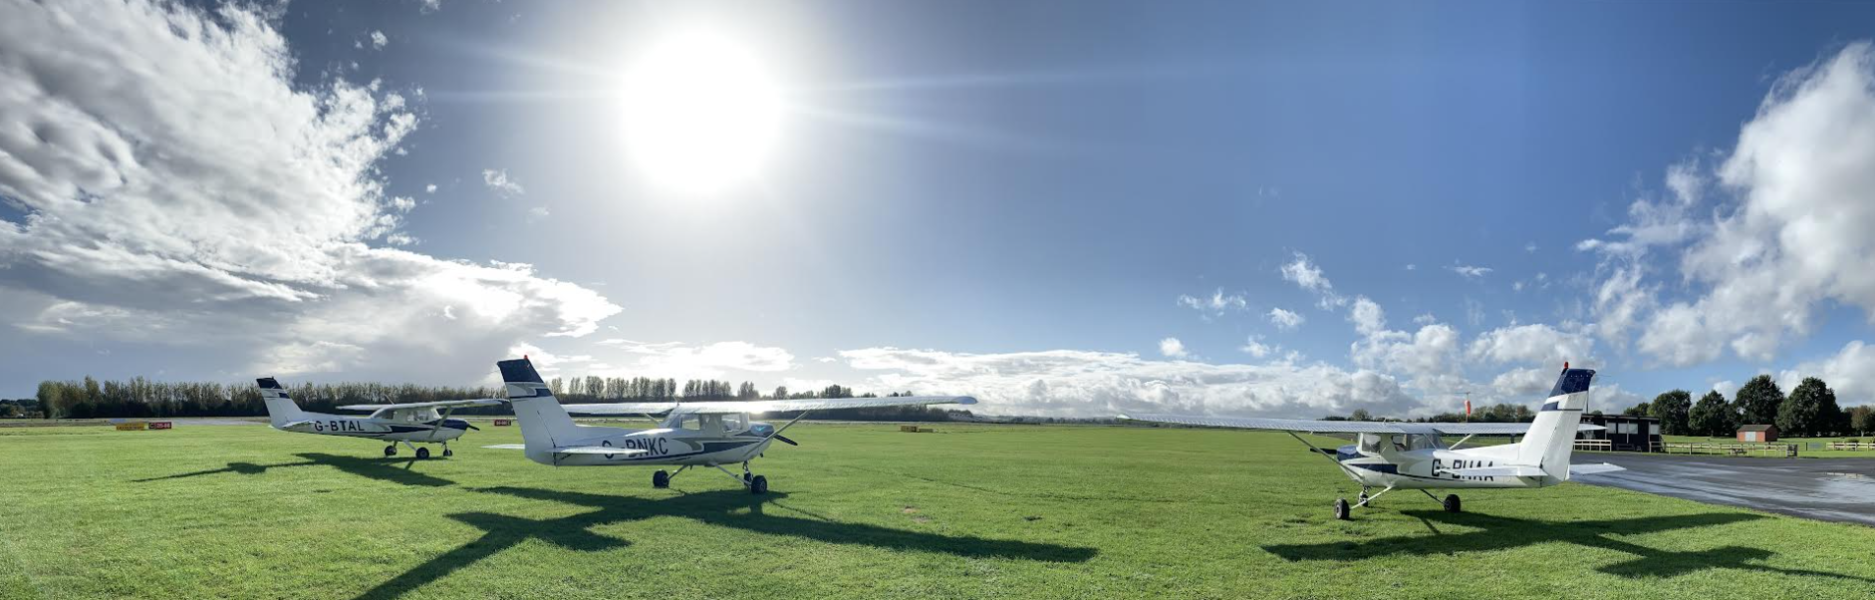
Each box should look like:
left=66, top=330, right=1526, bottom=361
left=1123, top=364, right=1624, bottom=520
left=486, top=357, right=977, bottom=494
left=257, top=377, right=502, bottom=459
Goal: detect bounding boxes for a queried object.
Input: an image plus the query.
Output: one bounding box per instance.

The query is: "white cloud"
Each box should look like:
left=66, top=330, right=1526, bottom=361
left=369, top=30, right=387, bottom=50
left=1266, top=307, right=1304, bottom=330
left=839, top=347, right=1422, bottom=418
left=1176, top=288, right=1247, bottom=316
left=1583, top=43, right=1875, bottom=366
left=1348, top=296, right=1386, bottom=336
left=1711, top=380, right=1738, bottom=398
left=0, top=0, right=617, bottom=381
left=1525, top=242, right=1538, bottom=253
left=390, top=195, right=416, bottom=212
left=482, top=168, right=525, bottom=196
left=420, top=0, right=443, bottom=15
left=425, top=183, right=437, bottom=194
left=1468, top=323, right=1593, bottom=367
left=527, top=206, right=550, bottom=221
left=1447, top=264, right=1493, bottom=279
left=1240, top=335, right=1272, bottom=358
left=1158, top=337, right=1188, bottom=358
left=1779, top=341, right=1875, bottom=407
left=1281, top=251, right=1346, bottom=309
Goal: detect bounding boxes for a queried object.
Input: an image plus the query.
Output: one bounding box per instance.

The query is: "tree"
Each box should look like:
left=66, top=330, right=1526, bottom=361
left=771, top=386, right=787, bottom=400
left=1850, top=406, right=1875, bottom=436
left=1688, top=390, right=1736, bottom=437
left=1734, top=375, right=1784, bottom=426
left=1778, top=377, right=1842, bottom=437
left=1649, top=390, right=1693, bottom=435
left=1348, top=408, right=1372, bottom=422
left=1623, top=402, right=1651, bottom=417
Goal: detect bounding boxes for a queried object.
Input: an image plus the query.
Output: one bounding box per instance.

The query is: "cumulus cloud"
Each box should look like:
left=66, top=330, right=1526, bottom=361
left=1266, top=307, right=1304, bottom=330
left=1240, top=335, right=1273, bottom=358
left=425, top=183, right=437, bottom=194
left=1779, top=341, right=1875, bottom=406
left=1467, top=323, right=1593, bottom=367
left=0, top=0, right=617, bottom=381
left=1583, top=43, right=1875, bottom=366
left=1347, top=296, right=1386, bottom=336
left=1281, top=252, right=1346, bottom=309
left=1158, top=337, right=1189, bottom=358
left=369, top=30, right=387, bottom=50
left=1175, top=288, right=1247, bottom=317
left=839, top=347, right=1422, bottom=418
left=482, top=168, right=525, bottom=196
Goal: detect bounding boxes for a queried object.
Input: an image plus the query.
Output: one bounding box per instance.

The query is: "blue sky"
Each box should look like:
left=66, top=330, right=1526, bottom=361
left=5, top=0, right=1875, bottom=418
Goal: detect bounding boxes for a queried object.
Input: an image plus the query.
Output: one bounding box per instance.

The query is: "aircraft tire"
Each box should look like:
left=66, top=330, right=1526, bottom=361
left=1333, top=498, right=1350, bottom=520
left=750, top=475, right=768, bottom=495
left=443, top=448, right=453, bottom=458
left=652, top=470, right=670, bottom=488
left=1444, top=494, right=1461, bottom=513
left=416, top=447, right=431, bottom=460
left=384, top=445, right=396, bottom=457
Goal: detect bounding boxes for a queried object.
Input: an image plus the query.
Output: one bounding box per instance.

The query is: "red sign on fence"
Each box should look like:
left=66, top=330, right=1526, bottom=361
left=148, top=421, right=173, bottom=430
left=493, top=419, right=512, bottom=427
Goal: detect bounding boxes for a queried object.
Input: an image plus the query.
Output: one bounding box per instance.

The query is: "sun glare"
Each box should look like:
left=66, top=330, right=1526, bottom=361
left=620, top=30, right=785, bottom=195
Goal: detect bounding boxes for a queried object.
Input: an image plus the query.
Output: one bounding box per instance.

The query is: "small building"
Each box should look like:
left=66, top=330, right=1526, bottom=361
left=1577, top=414, right=1664, bottom=452
left=1737, top=424, right=1779, bottom=443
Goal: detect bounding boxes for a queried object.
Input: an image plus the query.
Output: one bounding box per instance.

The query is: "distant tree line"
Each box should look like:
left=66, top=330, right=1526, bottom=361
left=24, top=375, right=971, bottom=423
left=1625, top=375, right=1874, bottom=438
left=1328, top=404, right=1536, bottom=424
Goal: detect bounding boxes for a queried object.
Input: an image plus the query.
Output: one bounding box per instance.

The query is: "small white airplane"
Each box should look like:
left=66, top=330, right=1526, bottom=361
left=257, top=377, right=502, bottom=459
left=1123, top=363, right=1624, bottom=520
left=486, top=357, right=977, bottom=494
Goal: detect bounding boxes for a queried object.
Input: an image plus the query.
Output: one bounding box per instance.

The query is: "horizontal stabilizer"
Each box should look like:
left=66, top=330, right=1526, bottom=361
left=482, top=444, right=527, bottom=450
left=549, top=446, right=649, bottom=456
left=1568, top=463, right=1626, bottom=476
left=1448, top=465, right=1547, bottom=478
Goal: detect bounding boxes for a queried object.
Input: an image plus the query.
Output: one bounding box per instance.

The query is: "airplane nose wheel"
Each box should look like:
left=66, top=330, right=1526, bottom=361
left=749, top=475, right=768, bottom=495
left=384, top=445, right=397, bottom=457
left=415, top=447, right=431, bottom=460
left=652, top=470, right=670, bottom=488
left=1333, top=498, right=1351, bottom=520
left=1443, top=494, right=1462, bottom=513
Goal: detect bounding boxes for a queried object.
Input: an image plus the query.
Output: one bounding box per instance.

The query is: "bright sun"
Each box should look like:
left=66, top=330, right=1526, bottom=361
left=620, top=30, right=785, bottom=195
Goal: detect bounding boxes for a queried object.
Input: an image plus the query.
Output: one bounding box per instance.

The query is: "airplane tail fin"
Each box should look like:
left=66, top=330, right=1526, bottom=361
left=256, top=377, right=304, bottom=428
left=1515, top=365, right=1597, bottom=480
left=498, top=358, right=579, bottom=463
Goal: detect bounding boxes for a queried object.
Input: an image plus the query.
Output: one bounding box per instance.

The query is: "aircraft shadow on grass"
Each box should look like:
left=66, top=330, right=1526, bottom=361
left=352, top=486, right=1100, bottom=600
left=131, top=453, right=455, bottom=487
left=1265, top=510, right=1875, bottom=584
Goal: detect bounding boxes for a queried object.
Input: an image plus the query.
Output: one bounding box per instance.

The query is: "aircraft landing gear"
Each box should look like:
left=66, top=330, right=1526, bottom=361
left=749, top=475, right=768, bottom=495
left=1358, top=486, right=1371, bottom=506
left=1333, top=498, right=1351, bottom=521
left=442, top=444, right=453, bottom=458
left=384, top=445, right=397, bottom=457
left=712, top=462, right=768, bottom=494
left=653, top=470, right=670, bottom=488
left=1444, top=494, right=1462, bottom=513
left=416, top=447, right=431, bottom=460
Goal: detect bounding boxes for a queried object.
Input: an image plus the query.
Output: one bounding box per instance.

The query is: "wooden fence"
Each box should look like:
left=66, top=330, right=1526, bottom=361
left=1825, top=441, right=1875, bottom=451
left=1662, top=442, right=1798, bottom=457
left=1573, top=439, right=1612, bottom=452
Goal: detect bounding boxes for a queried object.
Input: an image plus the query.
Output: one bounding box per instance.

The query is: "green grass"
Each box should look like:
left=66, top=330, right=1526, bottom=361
left=4, top=423, right=1875, bottom=599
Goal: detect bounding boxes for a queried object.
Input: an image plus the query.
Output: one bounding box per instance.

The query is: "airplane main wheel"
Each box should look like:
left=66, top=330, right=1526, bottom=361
left=749, top=475, right=768, bottom=495
left=652, top=470, right=670, bottom=489
left=1444, top=494, right=1462, bottom=513
left=416, top=447, right=431, bottom=460
left=1333, top=498, right=1350, bottom=521
left=384, top=445, right=397, bottom=457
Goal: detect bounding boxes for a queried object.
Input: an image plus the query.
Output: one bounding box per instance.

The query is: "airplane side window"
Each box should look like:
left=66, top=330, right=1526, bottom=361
left=1359, top=434, right=1379, bottom=453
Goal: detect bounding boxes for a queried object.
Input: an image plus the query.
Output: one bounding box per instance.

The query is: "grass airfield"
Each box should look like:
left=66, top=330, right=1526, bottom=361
left=4, top=423, right=1875, bottom=599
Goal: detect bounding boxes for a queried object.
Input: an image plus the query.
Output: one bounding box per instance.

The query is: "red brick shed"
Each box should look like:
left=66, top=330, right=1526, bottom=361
left=1737, top=424, right=1779, bottom=442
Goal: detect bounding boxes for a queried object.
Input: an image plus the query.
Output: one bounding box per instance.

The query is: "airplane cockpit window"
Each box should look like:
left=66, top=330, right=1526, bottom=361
left=676, top=414, right=701, bottom=431
left=1358, top=434, right=1381, bottom=454
left=723, top=413, right=749, bottom=433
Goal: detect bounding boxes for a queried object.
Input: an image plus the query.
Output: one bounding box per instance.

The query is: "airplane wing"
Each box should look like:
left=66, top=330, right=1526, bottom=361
left=1568, top=463, right=1626, bottom=476
left=478, top=444, right=648, bottom=457
left=336, top=398, right=504, bottom=420
left=1121, top=414, right=1603, bottom=435
left=1448, top=465, right=1548, bottom=478
left=560, top=396, right=978, bottom=416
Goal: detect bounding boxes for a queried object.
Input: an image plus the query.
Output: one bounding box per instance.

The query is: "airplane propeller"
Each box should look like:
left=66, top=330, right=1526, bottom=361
left=772, top=434, right=798, bottom=446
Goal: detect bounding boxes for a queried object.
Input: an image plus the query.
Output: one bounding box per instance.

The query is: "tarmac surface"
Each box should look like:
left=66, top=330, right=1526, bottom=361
left=1575, top=453, right=1875, bottom=527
